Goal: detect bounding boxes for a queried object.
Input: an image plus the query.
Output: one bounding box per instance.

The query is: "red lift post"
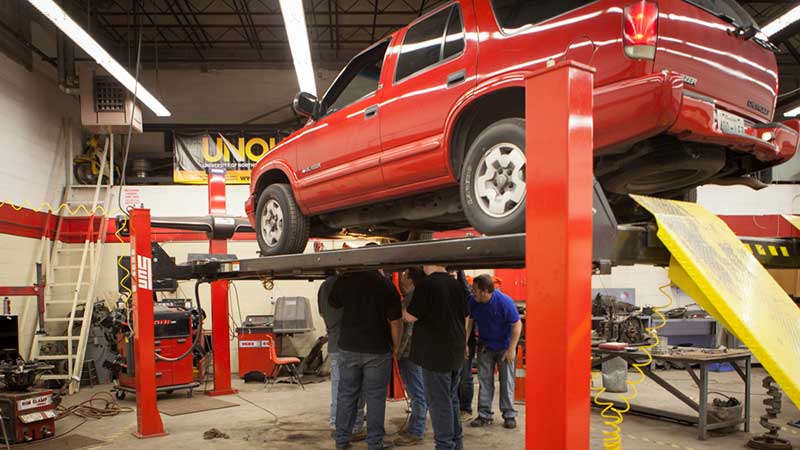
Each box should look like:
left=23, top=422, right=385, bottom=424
left=206, top=168, right=237, bottom=396
left=129, top=208, right=167, bottom=438
left=526, top=61, right=594, bottom=449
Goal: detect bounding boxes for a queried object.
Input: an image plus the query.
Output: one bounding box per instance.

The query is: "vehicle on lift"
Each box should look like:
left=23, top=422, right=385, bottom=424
left=247, top=0, right=800, bottom=255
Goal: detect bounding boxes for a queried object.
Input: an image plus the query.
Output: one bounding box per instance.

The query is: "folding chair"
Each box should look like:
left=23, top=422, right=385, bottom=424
left=265, top=335, right=304, bottom=389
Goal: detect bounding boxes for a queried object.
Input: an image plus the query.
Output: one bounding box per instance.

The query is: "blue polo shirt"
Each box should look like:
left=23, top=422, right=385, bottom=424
left=469, top=289, right=520, bottom=351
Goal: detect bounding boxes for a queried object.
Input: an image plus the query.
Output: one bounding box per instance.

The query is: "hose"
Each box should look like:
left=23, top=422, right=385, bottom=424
left=591, top=284, right=673, bottom=449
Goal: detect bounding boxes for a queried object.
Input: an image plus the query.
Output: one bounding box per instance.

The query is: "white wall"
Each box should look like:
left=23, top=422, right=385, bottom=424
left=697, top=184, right=800, bottom=215
left=0, top=50, right=83, bottom=356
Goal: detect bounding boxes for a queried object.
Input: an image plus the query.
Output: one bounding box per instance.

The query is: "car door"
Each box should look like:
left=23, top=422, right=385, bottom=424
left=379, top=1, right=477, bottom=190
left=295, top=40, right=390, bottom=214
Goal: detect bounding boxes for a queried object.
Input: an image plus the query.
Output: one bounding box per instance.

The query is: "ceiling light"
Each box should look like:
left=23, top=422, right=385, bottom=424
left=279, top=0, right=317, bottom=96
left=27, top=0, right=171, bottom=117
left=762, top=3, right=800, bottom=38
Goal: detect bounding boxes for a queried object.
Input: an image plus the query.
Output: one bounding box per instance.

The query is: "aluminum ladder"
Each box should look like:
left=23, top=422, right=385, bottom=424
left=30, top=135, right=114, bottom=395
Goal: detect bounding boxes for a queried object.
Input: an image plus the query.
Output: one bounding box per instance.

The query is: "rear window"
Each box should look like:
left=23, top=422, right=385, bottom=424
left=684, top=0, right=757, bottom=28
left=490, top=0, right=594, bottom=33
left=395, top=5, right=465, bottom=82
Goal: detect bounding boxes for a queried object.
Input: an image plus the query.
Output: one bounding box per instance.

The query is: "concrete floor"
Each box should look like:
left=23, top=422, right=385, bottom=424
left=55, top=366, right=800, bottom=450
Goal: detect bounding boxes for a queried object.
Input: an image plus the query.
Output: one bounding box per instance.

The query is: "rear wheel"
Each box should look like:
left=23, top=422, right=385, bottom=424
left=460, top=118, right=526, bottom=235
left=256, top=184, right=310, bottom=256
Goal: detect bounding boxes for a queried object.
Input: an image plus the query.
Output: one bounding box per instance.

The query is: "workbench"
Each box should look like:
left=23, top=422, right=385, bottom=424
left=591, top=347, right=752, bottom=440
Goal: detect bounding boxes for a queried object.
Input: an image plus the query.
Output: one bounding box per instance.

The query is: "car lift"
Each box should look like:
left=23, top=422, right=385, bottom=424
left=124, top=62, right=800, bottom=448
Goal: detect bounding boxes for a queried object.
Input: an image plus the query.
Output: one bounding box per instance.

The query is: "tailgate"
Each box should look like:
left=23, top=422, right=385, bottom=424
left=653, top=0, right=778, bottom=122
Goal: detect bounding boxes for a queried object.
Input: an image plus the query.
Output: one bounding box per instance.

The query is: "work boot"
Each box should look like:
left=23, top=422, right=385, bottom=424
left=394, top=434, right=424, bottom=446
left=368, top=443, right=395, bottom=450
left=503, top=418, right=517, bottom=429
left=350, top=430, right=367, bottom=442
left=460, top=410, right=473, bottom=422
left=470, top=417, right=493, bottom=428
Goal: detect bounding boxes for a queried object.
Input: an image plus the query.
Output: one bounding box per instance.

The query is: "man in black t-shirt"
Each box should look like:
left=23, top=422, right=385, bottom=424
left=404, top=265, right=468, bottom=450
left=330, top=270, right=403, bottom=450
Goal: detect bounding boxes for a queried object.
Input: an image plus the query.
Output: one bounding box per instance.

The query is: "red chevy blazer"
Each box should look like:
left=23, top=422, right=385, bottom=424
left=247, top=0, right=800, bottom=255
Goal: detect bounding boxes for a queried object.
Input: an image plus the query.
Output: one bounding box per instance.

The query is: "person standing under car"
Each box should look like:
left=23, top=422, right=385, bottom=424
left=467, top=274, right=522, bottom=430
left=394, top=267, right=428, bottom=447
left=330, top=269, right=403, bottom=450
left=317, top=275, right=366, bottom=441
left=404, top=265, right=469, bottom=450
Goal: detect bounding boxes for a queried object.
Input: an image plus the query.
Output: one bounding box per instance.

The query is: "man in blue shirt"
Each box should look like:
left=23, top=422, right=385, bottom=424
left=466, top=274, right=522, bottom=429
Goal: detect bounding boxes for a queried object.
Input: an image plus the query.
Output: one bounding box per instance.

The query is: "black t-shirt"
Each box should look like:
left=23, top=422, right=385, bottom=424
left=407, top=272, right=468, bottom=372
left=329, top=271, right=402, bottom=354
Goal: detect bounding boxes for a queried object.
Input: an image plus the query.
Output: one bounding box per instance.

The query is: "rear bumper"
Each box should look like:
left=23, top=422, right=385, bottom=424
left=594, top=71, right=799, bottom=164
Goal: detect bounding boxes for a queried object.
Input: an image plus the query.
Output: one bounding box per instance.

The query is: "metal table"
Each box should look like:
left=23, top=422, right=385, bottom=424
left=592, top=347, right=752, bottom=440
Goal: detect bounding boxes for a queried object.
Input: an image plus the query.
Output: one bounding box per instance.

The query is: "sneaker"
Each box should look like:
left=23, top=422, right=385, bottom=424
left=470, top=417, right=493, bottom=428
left=460, top=411, right=473, bottom=422
left=394, top=434, right=424, bottom=446
left=503, top=418, right=517, bottom=429
left=350, top=430, right=367, bottom=442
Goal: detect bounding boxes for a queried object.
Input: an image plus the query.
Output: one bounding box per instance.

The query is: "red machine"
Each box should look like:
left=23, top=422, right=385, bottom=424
left=236, top=315, right=277, bottom=378
left=0, top=390, right=56, bottom=444
left=111, top=304, right=200, bottom=400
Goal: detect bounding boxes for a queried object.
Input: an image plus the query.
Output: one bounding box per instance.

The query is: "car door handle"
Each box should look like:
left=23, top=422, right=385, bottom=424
left=364, top=105, right=379, bottom=119
left=447, top=69, right=467, bottom=88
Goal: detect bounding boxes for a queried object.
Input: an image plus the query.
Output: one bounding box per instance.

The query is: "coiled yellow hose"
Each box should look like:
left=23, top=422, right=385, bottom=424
left=591, top=284, right=673, bottom=449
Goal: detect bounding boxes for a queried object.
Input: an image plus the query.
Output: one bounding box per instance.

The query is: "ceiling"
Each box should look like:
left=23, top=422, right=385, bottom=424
left=62, top=0, right=448, bottom=71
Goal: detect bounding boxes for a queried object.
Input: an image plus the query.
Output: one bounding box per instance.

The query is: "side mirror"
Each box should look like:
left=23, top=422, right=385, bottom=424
left=293, top=92, right=319, bottom=120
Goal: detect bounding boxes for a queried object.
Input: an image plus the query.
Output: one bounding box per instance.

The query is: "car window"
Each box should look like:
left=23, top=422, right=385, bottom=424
left=395, top=4, right=464, bottom=82
left=443, top=5, right=465, bottom=59
left=490, top=0, right=594, bottom=33
left=322, top=41, right=389, bottom=116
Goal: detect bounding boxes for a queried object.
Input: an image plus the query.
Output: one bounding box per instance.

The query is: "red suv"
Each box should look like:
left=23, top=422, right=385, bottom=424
left=247, top=0, right=800, bottom=255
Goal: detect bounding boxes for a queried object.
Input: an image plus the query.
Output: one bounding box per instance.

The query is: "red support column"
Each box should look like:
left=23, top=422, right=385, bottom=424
left=129, top=208, right=167, bottom=438
left=206, top=168, right=237, bottom=397
left=525, top=61, right=594, bottom=450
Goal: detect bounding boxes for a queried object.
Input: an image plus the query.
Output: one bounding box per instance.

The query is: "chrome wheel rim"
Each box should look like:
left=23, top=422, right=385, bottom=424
left=473, top=143, right=526, bottom=218
left=261, top=199, right=284, bottom=248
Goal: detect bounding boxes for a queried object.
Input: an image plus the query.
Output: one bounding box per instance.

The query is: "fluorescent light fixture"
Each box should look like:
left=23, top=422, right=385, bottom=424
left=785, top=105, right=800, bottom=117
left=27, top=0, right=171, bottom=117
left=762, top=3, right=800, bottom=38
left=279, top=0, right=317, bottom=96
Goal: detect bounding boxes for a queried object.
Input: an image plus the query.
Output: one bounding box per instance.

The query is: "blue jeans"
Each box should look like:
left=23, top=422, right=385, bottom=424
left=477, top=346, right=517, bottom=420
left=398, top=358, right=427, bottom=438
left=329, top=352, right=365, bottom=432
left=459, top=349, right=475, bottom=414
left=335, top=350, right=392, bottom=450
left=422, top=368, right=463, bottom=450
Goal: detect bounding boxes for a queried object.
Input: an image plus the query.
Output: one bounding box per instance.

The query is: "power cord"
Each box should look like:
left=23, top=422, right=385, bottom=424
left=235, top=392, right=333, bottom=433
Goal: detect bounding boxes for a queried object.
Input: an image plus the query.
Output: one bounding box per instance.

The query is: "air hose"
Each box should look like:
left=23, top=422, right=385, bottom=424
left=591, top=284, right=673, bottom=449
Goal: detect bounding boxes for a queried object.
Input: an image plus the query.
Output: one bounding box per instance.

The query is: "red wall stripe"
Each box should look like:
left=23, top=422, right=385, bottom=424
left=0, top=204, right=257, bottom=243
left=2, top=204, right=798, bottom=243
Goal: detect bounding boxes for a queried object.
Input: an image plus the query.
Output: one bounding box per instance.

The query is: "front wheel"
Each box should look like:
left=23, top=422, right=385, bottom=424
left=255, top=184, right=310, bottom=256
left=460, top=118, right=526, bottom=235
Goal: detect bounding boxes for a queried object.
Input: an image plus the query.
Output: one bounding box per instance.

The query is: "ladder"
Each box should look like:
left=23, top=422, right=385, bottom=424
left=30, top=135, right=114, bottom=395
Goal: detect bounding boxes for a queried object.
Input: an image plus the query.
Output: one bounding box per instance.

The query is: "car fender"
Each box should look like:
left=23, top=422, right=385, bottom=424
left=442, top=70, right=534, bottom=178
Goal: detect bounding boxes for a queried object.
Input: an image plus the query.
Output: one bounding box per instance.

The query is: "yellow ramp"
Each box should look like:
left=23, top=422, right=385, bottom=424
left=632, top=195, right=800, bottom=406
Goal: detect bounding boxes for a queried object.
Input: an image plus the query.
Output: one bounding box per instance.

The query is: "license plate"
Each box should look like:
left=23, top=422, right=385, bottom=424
left=717, top=110, right=746, bottom=136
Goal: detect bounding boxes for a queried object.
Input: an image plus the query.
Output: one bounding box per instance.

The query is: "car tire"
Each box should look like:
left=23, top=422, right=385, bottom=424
left=255, top=184, right=310, bottom=256
left=460, top=118, right=526, bottom=235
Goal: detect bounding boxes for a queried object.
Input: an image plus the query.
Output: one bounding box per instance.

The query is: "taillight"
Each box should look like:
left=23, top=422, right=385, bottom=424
left=623, top=1, right=659, bottom=60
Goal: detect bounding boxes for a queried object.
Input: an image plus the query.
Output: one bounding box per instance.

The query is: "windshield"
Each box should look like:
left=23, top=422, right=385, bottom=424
left=684, top=0, right=758, bottom=28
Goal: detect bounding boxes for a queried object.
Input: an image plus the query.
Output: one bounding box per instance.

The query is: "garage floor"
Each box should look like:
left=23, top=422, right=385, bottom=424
left=54, top=367, right=800, bottom=450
